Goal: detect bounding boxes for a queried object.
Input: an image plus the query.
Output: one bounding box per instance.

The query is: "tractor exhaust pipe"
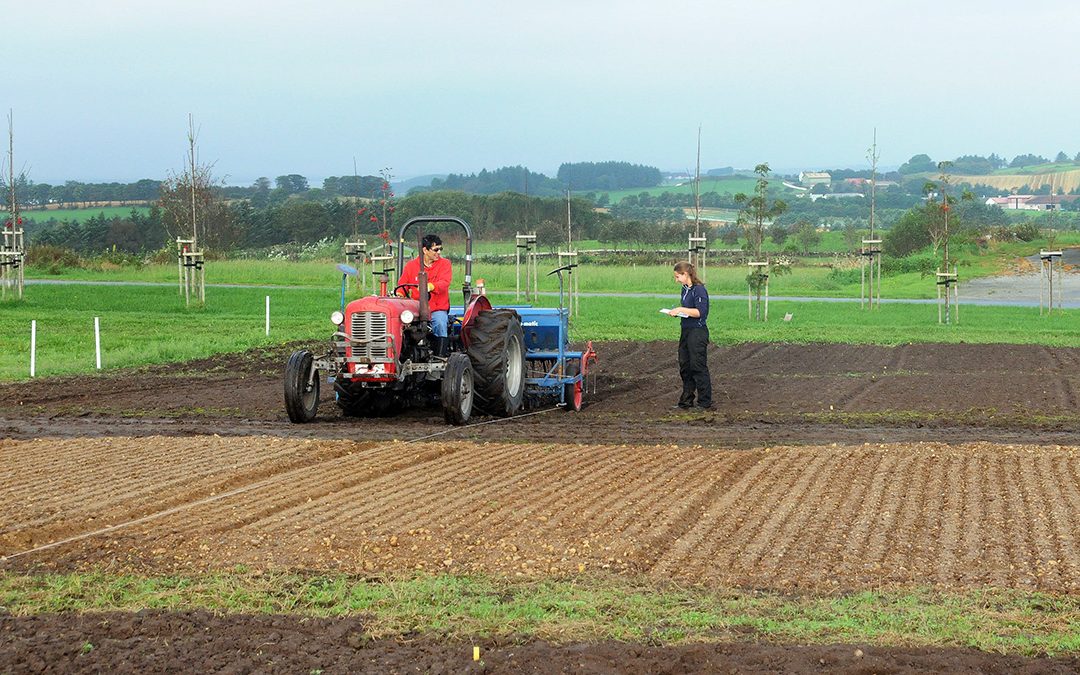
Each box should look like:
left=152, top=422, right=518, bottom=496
left=416, top=228, right=430, bottom=323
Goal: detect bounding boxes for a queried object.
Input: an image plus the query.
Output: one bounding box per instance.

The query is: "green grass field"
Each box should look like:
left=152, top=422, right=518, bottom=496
left=22, top=206, right=151, bottom=223
left=14, top=236, right=1028, bottom=298
left=2, top=282, right=1078, bottom=380
left=596, top=176, right=797, bottom=204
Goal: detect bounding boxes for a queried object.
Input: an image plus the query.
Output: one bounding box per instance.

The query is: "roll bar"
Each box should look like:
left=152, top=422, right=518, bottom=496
left=397, top=216, right=475, bottom=307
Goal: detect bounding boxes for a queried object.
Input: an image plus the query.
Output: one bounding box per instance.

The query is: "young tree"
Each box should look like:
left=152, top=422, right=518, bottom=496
left=735, top=163, right=787, bottom=261
left=159, top=123, right=217, bottom=251
left=842, top=221, right=864, bottom=252
left=735, top=163, right=787, bottom=320
left=769, top=223, right=790, bottom=246
left=793, top=220, right=821, bottom=253
left=921, top=161, right=954, bottom=260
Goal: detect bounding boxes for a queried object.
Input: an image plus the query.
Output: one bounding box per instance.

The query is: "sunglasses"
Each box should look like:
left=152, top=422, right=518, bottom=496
left=430, top=247, right=443, bottom=252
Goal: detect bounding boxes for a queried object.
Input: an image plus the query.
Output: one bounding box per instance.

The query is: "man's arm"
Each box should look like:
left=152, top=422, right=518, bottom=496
left=430, top=258, right=452, bottom=293
left=397, top=259, right=419, bottom=296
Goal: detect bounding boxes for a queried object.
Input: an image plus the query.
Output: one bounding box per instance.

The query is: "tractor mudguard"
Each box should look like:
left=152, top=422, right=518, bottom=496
left=458, top=294, right=493, bottom=350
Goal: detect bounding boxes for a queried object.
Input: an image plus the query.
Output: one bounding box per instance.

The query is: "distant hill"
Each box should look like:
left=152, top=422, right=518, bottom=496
left=393, top=174, right=447, bottom=194
left=952, top=166, right=1080, bottom=193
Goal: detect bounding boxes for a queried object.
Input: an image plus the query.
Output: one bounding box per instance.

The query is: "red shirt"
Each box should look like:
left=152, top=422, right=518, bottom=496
left=398, top=256, right=452, bottom=311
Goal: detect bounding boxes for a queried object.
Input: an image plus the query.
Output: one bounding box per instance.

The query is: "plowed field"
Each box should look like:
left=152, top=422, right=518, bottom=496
left=3, top=340, right=1080, bottom=673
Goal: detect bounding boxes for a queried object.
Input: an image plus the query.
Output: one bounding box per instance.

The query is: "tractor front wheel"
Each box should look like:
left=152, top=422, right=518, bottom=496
left=284, top=350, right=320, bottom=423
left=441, top=353, right=474, bottom=425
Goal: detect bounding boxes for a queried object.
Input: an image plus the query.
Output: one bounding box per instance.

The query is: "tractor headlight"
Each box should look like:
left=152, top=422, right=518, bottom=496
left=400, top=309, right=415, bottom=324
left=330, top=310, right=345, bottom=325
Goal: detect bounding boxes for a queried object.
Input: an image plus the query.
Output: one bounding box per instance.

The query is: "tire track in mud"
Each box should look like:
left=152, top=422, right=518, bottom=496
left=829, top=345, right=916, bottom=411
left=1045, top=347, right=1080, bottom=410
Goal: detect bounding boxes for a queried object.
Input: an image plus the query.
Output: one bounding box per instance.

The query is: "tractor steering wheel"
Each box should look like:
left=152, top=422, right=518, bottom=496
left=393, top=283, right=418, bottom=298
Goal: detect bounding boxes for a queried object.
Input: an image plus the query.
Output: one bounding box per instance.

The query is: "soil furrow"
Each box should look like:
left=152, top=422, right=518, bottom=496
left=169, top=444, right=455, bottom=536
left=728, top=449, right=837, bottom=581
left=647, top=450, right=785, bottom=579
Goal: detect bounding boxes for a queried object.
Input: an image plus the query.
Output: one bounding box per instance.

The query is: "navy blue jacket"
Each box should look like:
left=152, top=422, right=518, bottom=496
left=680, top=284, right=709, bottom=329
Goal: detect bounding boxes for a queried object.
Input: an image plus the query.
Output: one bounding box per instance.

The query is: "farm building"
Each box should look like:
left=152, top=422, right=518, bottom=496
left=985, top=194, right=1080, bottom=210
left=798, top=171, right=831, bottom=187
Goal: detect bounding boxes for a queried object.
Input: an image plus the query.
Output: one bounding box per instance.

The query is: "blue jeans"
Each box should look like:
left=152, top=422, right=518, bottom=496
left=431, top=310, right=449, bottom=337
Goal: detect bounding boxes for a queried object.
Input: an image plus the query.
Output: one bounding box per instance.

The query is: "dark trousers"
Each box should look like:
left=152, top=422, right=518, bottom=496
left=678, top=326, right=712, bottom=407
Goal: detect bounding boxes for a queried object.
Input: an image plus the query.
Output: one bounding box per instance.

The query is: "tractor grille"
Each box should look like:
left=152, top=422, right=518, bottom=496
left=349, top=311, right=389, bottom=360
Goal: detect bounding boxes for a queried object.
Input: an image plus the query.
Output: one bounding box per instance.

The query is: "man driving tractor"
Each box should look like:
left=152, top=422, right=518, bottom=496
left=396, top=233, right=452, bottom=356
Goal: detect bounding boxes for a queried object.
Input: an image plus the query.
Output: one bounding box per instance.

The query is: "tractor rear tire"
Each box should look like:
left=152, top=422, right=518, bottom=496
left=334, top=379, right=370, bottom=417
left=441, top=352, right=474, bottom=425
left=467, top=309, right=526, bottom=417
left=285, top=349, right=320, bottom=423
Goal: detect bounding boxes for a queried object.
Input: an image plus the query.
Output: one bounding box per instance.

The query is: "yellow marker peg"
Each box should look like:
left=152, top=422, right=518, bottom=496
left=473, top=646, right=480, bottom=661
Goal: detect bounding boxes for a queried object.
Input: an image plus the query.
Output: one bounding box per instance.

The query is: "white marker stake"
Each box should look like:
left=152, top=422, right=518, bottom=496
left=30, top=320, right=36, bottom=377
left=95, top=317, right=102, bottom=369
left=265, top=296, right=270, bottom=336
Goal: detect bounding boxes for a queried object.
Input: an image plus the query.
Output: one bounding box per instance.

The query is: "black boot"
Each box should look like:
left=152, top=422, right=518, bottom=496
left=434, top=336, right=450, bottom=357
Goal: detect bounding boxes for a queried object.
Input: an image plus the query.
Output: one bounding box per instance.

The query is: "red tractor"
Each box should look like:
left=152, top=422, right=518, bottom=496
left=284, top=216, right=526, bottom=425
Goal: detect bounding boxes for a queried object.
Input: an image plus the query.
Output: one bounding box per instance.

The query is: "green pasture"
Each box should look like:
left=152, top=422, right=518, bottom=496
left=17, top=243, right=1016, bottom=298
left=2, top=571, right=1077, bottom=656
left=2, top=281, right=1078, bottom=381
left=21, top=206, right=151, bottom=223
left=596, top=176, right=795, bottom=204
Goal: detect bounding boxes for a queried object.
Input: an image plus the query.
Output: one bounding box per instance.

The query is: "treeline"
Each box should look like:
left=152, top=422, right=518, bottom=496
left=0, top=178, right=161, bottom=208
left=26, top=191, right=614, bottom=255
left=895, top=151, right=1080, bottom=176
left=31, top=208, right=168, bottom=253
left=557, top=161, right=662, bottom=190
left=410, top=166, right=563, bottom=197
left=2, top=174, right=392, bottom=211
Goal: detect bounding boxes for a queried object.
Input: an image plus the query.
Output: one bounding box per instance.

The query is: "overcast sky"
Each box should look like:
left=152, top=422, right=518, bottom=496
left=8, top=0, right=1079, bottom=185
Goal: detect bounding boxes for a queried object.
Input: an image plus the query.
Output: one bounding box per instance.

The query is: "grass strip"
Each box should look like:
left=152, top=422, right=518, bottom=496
left=0, top=571, right=1078, bottom=656
left=3, top=284, right=1080, bottom=381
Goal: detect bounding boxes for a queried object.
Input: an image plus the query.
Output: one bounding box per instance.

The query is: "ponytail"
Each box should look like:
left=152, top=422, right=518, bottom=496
left=674, top=261, right=703, bottom=286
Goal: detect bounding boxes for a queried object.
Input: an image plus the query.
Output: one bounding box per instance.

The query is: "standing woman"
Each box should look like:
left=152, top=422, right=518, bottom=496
left=667, top=261, right=712, bottom=409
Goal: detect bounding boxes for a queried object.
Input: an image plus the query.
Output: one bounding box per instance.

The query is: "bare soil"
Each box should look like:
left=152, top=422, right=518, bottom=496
left=3, top=340, right=1080, bottom=446
left=3, top=340, right=1080, bottom=672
